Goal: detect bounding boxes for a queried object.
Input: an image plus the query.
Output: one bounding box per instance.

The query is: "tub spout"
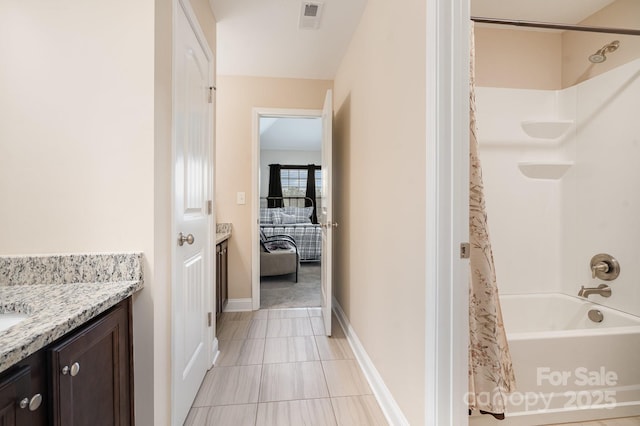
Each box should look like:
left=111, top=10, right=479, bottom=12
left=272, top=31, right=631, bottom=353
left=578, top=283, right=612, bottom=298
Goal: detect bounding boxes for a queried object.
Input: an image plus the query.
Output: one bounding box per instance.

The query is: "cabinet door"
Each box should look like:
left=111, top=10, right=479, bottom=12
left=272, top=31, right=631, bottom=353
left=0, top=351, right=47, bottom=426
left=216, top=243, right=222, bottom=317
left=0, top=366, right=29, bottom=425
left=49, top=301, right=132, bottom=426
left=220, top=240, right=228, bottom=312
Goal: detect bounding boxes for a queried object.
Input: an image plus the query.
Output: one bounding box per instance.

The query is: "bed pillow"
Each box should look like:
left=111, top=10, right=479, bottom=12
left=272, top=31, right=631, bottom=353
left=260, top=208, right=273, bottom=224
left=272, top=211, right=297, bottom=224
left=261, top=207, right=284, bottom=224
left=270, top=209, right=281, bottom=224
left=280, top=212, right=297, bottom=224
left=283, top=206, right=313, bottom=223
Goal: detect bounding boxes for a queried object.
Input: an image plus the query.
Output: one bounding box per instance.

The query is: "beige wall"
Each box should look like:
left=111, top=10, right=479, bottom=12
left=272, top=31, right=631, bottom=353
left=474, top=26, right=563, bottom=89
left=475, top=0, right=640, bottom=90
left=332, top=0, right=426, bottom=423
left=0, top=0, right=216, bottom=424
left=0, top=0, right=155, bottom=254
left=561, top=0, right=640, bottom=87
left=215, top=76, right=333, bottom=299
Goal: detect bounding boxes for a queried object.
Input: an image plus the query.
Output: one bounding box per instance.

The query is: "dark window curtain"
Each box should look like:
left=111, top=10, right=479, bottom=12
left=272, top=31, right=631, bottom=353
left=305, top=164, right=318, bottom=224
left=267, top=164, right=283, bottom=207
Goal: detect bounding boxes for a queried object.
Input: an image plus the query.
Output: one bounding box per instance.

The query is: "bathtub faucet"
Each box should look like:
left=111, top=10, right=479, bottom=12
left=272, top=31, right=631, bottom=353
left=578, top=283, right=612, bottom=298
left=591, top=261, right=610, bottom=279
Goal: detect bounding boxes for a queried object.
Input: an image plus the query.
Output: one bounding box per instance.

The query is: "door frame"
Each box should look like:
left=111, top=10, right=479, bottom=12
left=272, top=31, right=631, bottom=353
left=251, top=107, right=323, bottom=311
left=425, top=0, right=470, bottom=425
left=170, top=0, right=216, bottom=424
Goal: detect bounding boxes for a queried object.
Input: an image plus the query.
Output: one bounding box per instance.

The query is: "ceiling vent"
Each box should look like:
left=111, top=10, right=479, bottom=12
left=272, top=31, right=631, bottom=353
left=299, top=1, right=324, bottom=30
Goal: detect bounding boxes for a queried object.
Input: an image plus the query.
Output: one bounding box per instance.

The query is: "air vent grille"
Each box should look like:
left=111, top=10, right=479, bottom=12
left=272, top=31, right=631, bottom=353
left=299, top=1, right=324, bottom=30
left=304, top=4, right=319, bottom=17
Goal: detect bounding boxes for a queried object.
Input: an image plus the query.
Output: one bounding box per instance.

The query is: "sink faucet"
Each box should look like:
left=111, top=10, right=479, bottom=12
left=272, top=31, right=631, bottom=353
left=578, top=283, right=612, bottom=298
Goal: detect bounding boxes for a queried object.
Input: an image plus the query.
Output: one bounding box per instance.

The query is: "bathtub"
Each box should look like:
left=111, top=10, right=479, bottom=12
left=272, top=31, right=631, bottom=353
left=470, top=293, right=640, bottom=426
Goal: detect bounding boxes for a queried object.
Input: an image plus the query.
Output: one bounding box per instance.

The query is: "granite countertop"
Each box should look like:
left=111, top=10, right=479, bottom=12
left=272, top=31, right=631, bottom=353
left=0, top=253, right=143, bottom=374
left=216, top=232, right=231, bottom=244
left=216, top=222, right=231, bottom=244
left=0, top=281, right=142, bottom=373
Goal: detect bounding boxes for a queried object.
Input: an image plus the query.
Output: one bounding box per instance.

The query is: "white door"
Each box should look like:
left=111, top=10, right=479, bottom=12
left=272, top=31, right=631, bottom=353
left=172, top=1, right=213, bottom=425
left=320, top=90, right=334, bottom=336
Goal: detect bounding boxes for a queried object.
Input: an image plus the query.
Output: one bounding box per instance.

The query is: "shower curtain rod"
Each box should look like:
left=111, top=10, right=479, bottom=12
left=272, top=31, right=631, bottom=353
left=471, top=16, right=640, bottom=36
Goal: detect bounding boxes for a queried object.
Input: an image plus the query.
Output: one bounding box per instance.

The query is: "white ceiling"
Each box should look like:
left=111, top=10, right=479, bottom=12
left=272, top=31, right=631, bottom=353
left=471, top=0, right=616, bottom=24
left=210, top=0, right=618, bottom=80
left=210, top=0, right=367, bottom=79
left=260, top=117, right=322, bottom=151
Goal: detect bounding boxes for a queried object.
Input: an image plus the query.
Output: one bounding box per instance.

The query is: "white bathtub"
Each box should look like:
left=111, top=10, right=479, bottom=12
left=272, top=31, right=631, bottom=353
left=471, top=293, right=640, bottom=426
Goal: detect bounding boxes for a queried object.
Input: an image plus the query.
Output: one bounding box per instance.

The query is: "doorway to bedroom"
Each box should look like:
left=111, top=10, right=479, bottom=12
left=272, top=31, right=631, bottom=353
left=257, top=113, right=323, bottom=309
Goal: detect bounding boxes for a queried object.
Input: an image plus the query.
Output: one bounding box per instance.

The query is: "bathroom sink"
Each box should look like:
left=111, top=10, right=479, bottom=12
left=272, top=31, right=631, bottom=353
left=0, top=313, right=28, bottom=333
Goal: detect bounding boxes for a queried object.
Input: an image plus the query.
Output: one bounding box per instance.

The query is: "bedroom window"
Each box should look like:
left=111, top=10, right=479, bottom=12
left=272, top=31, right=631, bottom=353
left=281, top=169, right=308, bottom=198
left=280, top=167, right=322, bottom=209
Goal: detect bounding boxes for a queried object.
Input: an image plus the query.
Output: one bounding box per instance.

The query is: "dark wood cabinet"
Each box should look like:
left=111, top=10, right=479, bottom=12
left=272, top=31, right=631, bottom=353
left=48, top=299, right=132, bottom=426
left=216, top=240, right=228, bottom=318
left=0, top=366, right=29, bottom=426
left=0, top=352, right=47, bottom=426
left=0, top=298, right=132, bottom=426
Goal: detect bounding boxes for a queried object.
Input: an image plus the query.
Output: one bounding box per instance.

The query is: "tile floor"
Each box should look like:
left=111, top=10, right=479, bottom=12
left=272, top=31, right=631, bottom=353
left=185, top=307, right=389, bottom=426
left=187, top=307, right=640, bottom=426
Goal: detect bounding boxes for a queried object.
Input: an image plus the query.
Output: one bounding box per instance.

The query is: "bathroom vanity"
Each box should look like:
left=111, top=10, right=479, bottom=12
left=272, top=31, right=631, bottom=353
left=215, top=223, right=231, bottom=318
left=0, top=253, right=143, bottom=426
left=0, top=299, right=132, bottom=425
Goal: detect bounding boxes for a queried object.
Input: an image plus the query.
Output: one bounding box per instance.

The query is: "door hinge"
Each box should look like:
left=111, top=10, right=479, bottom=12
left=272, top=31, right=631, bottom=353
left=207, top=312, right=212, bottom=327
left=208, top=86, right=215, bottom=104
left=207, top=200, right=213, bottom=215
left=460, top=242, right=470, bottom=259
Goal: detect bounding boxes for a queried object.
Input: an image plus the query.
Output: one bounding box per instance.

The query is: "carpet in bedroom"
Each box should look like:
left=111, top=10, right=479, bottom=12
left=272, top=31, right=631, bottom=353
left=260, top=263, right=321, bottom=309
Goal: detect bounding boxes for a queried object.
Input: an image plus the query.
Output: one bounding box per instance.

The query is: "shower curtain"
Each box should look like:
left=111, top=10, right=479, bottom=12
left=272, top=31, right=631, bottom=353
left=468, top=23, right=516, bottom=419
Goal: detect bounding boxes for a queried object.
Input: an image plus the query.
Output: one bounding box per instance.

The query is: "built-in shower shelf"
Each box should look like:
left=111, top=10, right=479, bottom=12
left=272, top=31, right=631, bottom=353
left=521, top=120, right=574, bottom=139
left=518, top=161, right=574, bottom=179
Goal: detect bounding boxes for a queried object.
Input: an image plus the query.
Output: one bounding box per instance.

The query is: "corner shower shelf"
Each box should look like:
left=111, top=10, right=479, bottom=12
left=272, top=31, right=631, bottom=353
left=521, top=120, right=574, bottom=139
left=518, top=161, right=574, bottom=180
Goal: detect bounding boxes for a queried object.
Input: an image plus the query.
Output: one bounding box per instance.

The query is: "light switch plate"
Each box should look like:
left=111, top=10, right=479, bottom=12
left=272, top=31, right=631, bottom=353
left=237, top=192, right=246, bottom=205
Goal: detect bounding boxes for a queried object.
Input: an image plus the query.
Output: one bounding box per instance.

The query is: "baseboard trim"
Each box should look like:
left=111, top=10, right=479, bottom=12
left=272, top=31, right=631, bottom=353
left=211, top=337, right=220, bottom=366
left=224, top=298, right=253, bottom=312
left=333, top=297, right=410, bottom=426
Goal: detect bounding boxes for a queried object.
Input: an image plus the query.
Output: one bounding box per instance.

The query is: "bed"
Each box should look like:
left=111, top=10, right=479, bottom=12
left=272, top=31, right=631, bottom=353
left=259, top=197, right=322, bottom=262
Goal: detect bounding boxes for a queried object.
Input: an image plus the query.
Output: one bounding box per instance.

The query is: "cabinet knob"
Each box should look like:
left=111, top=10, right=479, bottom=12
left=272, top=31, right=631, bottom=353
left=62, top=362, right=80, bottom=377
left=70, top=362, right=80, bottom=377
left=19, top=394, right=42, bottom=411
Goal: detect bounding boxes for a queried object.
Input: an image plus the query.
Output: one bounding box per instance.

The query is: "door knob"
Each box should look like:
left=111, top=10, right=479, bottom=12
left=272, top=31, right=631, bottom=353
left=331, top=222, right=339, bottom=228
left=178, top=232, right=195, bottom=246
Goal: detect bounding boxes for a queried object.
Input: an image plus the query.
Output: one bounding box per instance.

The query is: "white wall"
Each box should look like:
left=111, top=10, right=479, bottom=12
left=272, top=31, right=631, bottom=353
left=476, top=59, right=640, bottom=317
left=561, top=58, right=640, bottom=316
left=475, top=87, right=572, bottom=295
left=259, top=149, right=322, bottom=197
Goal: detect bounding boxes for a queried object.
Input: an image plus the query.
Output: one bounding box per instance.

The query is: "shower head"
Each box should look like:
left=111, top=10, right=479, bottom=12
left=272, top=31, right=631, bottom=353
left=588, top=52, right=607, bottom=63
left=588, top=40, right=620, bottom=64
